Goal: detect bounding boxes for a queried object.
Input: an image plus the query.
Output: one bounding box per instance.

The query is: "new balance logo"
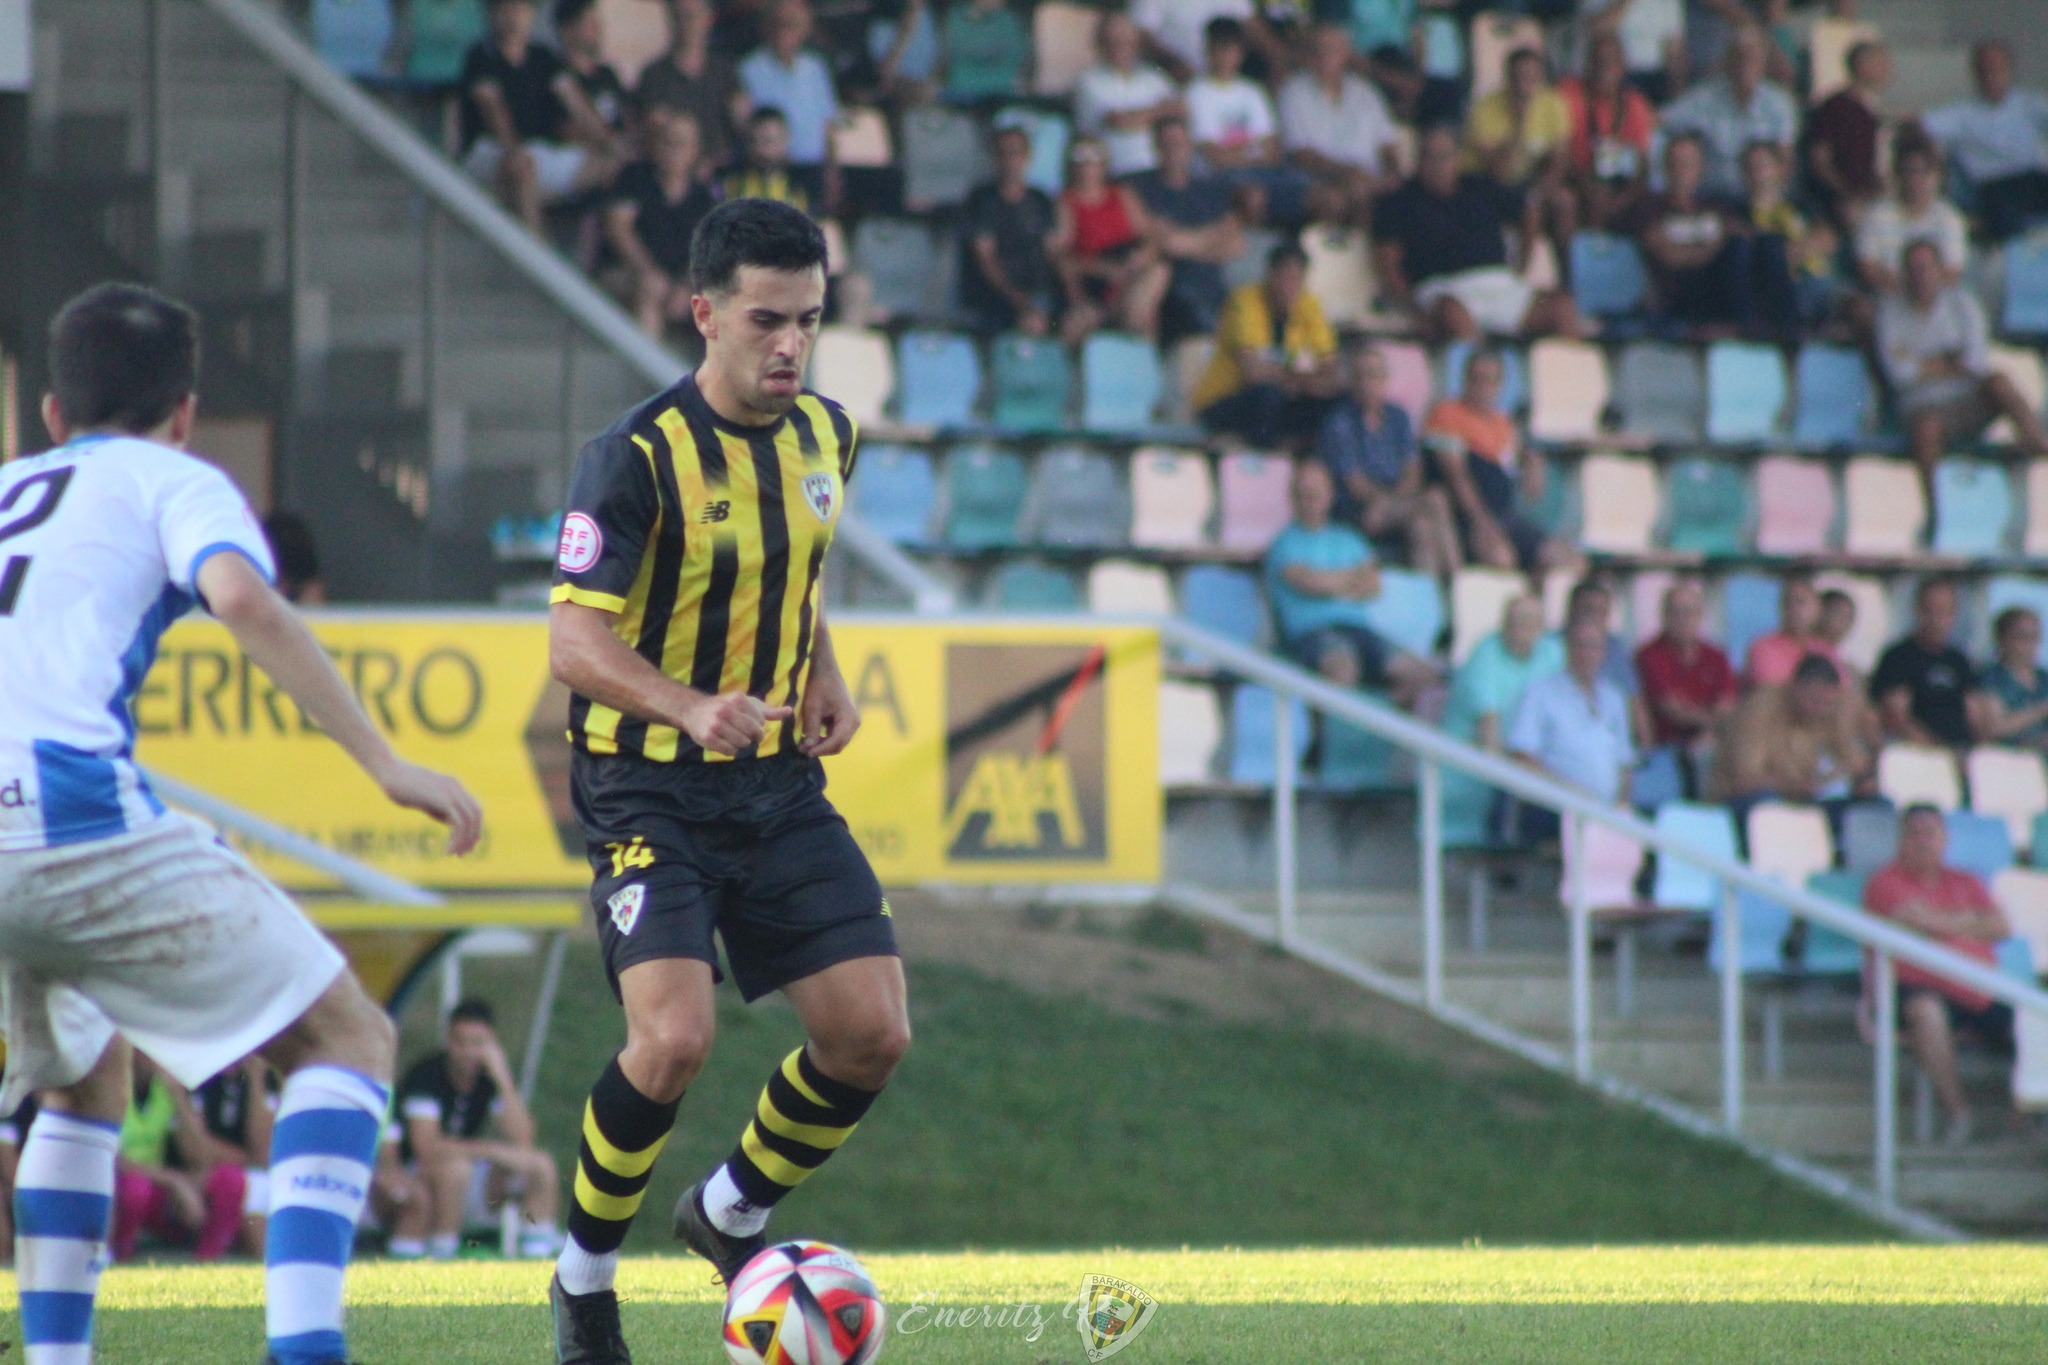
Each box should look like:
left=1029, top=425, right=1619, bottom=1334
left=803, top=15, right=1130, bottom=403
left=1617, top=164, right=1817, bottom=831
left=700, top=501, right=732, bottom=523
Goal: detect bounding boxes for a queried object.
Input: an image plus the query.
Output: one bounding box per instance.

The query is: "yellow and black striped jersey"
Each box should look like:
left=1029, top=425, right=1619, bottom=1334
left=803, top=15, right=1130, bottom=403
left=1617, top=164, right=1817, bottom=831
left=550, top=374, right=856, bottom=763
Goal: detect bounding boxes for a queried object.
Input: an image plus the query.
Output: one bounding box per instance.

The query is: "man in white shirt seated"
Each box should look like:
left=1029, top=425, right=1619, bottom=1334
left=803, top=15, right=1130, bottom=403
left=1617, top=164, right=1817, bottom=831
left=1073, top=10, right=1182, bottom=179
left=1277, top=20, right=1400, bottom=226
left=1919, top=40, right=2048, bottom=242
left=1507, top=614, right=1635, bottom=843
left=1186, top=16, right=1310, bottom=223
left=1856, top=138, right=1970, bottom=297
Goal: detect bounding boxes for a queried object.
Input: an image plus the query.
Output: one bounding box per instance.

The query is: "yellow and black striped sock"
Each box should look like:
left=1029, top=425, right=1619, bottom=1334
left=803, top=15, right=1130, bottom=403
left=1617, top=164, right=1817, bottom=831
left=563, top=1057, right=678, bottom=1267
left=708, top=1046, right=880, bottom=1230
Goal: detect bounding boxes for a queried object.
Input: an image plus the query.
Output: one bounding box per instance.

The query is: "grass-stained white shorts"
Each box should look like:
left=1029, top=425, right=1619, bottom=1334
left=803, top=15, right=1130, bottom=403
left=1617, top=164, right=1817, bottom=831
left=0, top=814, right=345, bottom=1112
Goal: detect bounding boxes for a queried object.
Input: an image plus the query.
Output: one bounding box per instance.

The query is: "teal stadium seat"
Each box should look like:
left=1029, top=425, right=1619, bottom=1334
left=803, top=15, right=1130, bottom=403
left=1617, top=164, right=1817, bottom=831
left=404, top=0, right=484, bottom=84
left=902, top=105, right=990, bottom=210
left=1228, top=686, right=1310, bottom=786
left=1932, top=459, right=2014, bottom=556
left=991, top=107, right=1069, bottom=193
left=1439, top=341, right=1527, bottom=414
left=1652, top=802, right=1739, bottom=910
left=1719, top=572, right=1782, bottom=668
left=847, top=444, right=935, bottom=543
left=1023, top=445, right=1127, bottom=547
left=1613, top=341, right=1705, bottom=443
left=1319, top=716, right=1403, bottom=791
left=1360, top=568, right=1444, bottom=658
left=990, top=333, right=1073, bottom=431
left=1791, top=344, right=1876, bottom=448
left=1802, top=871, right=1868, bottom=975
left=1708, top=884, right=1795, bottom=974
left=1706, top=342, right=1789, bottom=443
left=1523, top=452, right=1573, bottom=536
left=854, top=219, right=947, bottom=322
left=1663, top=457, right=1747, bottom=555
left=1569, top=232, right=1649, bottom=320
left=1080, top=333, right=1164, bottom=432
left=942, top=444, right=1028, bottom=548
left=2004, top=235, right=2048, bottom=335
left=1944, top=810, right=2016, bottom=880
left=1179, top=565, right=1266, bottom=647
left=315, top=0, right=395, bottom=77
left=896, top=331, right=981, bottom=428
left=985, top=559, right=1081, bottom=611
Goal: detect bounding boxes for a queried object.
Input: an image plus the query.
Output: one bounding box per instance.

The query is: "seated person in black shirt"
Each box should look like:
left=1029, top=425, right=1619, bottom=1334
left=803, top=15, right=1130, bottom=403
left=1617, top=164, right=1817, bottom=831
left=1872, top=578, right=1979, bottom=747
left=723, top=106, right=815, bottom=211
left=1129, top=116, right=1248, bottom=343
left=1370, top=125, right=1581, bottom=343
left=460, top=0, right=625, bottom=231
left=390, top=998, right=560, bottom=1260
left=555, top=0, right=631, bottom=139
left=959, top=124, right=1060, bottom=335
left=605, top=111, right=719, bottom=339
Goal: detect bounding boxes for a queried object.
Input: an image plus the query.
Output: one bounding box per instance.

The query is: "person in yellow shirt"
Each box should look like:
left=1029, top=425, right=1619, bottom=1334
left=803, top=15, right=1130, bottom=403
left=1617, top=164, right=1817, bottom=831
left=1193, top=240, right=1343, bottom=447
left=1464, top=47, right=1577, bottom=286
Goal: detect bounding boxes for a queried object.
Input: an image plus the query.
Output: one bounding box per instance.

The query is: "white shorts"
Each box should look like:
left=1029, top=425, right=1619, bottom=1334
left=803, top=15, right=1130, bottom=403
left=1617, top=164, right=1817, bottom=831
left=462, top=137, right=592, bottom=201
left=0, top=815, right=346, bottom=1113
left=1415, top=265, right=1537, bottom=335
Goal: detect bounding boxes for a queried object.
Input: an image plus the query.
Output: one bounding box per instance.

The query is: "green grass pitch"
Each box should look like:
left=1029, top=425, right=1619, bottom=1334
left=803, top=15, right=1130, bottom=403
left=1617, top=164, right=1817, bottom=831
left=16, top=1245, right=2048, bottom=1363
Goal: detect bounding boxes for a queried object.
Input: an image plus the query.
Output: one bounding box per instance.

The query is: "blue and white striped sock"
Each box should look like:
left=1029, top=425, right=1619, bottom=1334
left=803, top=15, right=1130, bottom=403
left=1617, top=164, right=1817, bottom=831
left=266, top=1066, right=388, bottom=1365
left=15, top=1108, right=119, bottom=1365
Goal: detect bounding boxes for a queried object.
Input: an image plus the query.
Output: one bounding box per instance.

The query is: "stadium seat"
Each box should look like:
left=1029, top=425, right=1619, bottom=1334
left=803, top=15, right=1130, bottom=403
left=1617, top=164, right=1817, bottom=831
left=1560, top=819, right=1646, bottom=912
left=1360, top=568, right=1444, bottom=658
left=895, top=330, right=981, bottom=428
left=1806, top=16, right=1878, bottom=101
left=854, top=218, right=945, bottom=323
left=984, top=558, right=1081, bottom=611
left=1800, top=871, right=1868, bottom=974
left=1439, top=341, right=1527, bottom=414
left=1166, top=336, right=1215, bottom=424
left=1811, top=572, right=1890, bottom=671
left=846, top=444, right=935, bottom=544
left=1613, top=341, right=1705, bottom=443
left=1987, top=576, right=2048, bottom=664
left=402, top=0, right=484, bottom=83
left=1081, top=333, right=1164, bottom=432
left=942, top=444, right=1029, bottom=548
left=808, top=328, right=892, bottom=425
left=1130, top=447, right=1214, bottom=548
left=1628, top=569, right=1676, bottom=646
left=1451, top=567, right=1526, bottom=664
left=1378, top=340, right=1433, bottom=422
left=1320, top=716, right=1404, bottom=791
left=1224, top=227, right=1282, bottom=291
left=1158, top=681, right=1224, bottom=785
left=1180, top=565, right=1266, bottom=647
left=1528, top=340, right=1609, bottom=443
left=1652, top=802, right=1739, bottom=911
left=1719, top=572, right=1783, bottom=670
left=829, top=106, right=893, bottom=167
left=1931, top=459, right=2015, bottom=557
left=1993, top=868, right=2048, bottom=975
left=1663, top=457, right=1747, bottom=556
left=1024, top=445, right=1127, bottom=547
left=1705, top=342, right=1789, bottom=443
left=1707, top=884, right=1796, bottom=975
left=314, top=0, right=395, bottom=77
left=991, top=106, right=1069, bottom=193
left=1569, top=232, right=1649, bottom=320
left=1302, top=227, right=1375, bottom=328
left=1439, top=768, right=1499, bottom=848
left=1576, top=453, right=1659, bottom=553
left=1228, top=686, right=1310, bottom=786
left=1216, top=452, right=1292, bottom=552
left=1031, top=1, right=1096, bottom=95
left=990, top=332, right=1073, bottom=431
left=1753, top=455, right=1837, bottom=555
left=1839, top=801, right=1899, bottom=876
left=1631, top=746, right=1686, bottom=812
left=1969, top=746, right=2048, bottom=848
left=1988, top=345, right=2048, bottom=446
left=900, top=105, right=988, bottom=211
left=1469, top=12, right=1542, bottom=100
left=1791, top=344, right=1876, bottom=447
left=2003, top=234, right=2048, bottom=335
left=1087, top=559, right=1173, bottom=615
left=1878, top=743, right=1964, bottom=811
left=2024, top=462, right=2048, bottom=557
left=1746, top=802, right=1836, bottom=887
left=1945, top=809, right=2017, bottom=881
left=1842, top=456, right=1927, bottom=556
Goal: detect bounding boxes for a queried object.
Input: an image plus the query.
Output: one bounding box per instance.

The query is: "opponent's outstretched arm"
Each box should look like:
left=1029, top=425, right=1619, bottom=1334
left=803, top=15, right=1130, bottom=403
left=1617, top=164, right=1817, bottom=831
left=550, top=600, right=791, bottom=756
left=196, top=552, right=483, bottom=854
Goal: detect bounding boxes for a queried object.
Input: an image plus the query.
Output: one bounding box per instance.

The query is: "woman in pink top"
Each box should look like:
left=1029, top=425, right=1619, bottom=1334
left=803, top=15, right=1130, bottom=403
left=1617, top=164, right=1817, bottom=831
left=1743, top=574, right=1843, bottom=687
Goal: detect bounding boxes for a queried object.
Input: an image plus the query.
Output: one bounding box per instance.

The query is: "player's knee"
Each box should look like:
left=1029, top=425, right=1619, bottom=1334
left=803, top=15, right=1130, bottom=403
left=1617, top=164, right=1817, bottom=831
left=624, top=1014, right=714, bottom=1096
left=819, top=1013, right=911, bottom=1090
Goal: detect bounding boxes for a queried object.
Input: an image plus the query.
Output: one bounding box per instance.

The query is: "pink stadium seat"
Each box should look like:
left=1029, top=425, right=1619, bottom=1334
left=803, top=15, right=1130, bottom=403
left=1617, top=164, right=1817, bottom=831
left=1561, top=819, right=1646, bottom=913
left=1968, top=747, right=2048, bottom=849
left=1129, top=447, right=1215, bottom=548
left=1453, top=567, right=1528, bottom=663
left=1032, top=2, right=1097, bottom=96
left=1753, top=456, right=1836, bottom=555
left=1577, top=453, right=1659, bottom=553
left=1377, top=340, right=1433, bottom=423
left=1878, top=744, right=1964, bottom=811
left=1842, top=456, right=1926, bottom=556
left=1303, top=227, right=1374, bottom=329
left=808, top=327, right=893, bottom=425
left=1217, top=452, right=1293, bottom=552
left=1745, top=802, right=1835, bottom=886
left=2026, top=460, right=2048, bottom=557
left=1087, top=559, right=1175, bottom=615
left=1529, top=340, right=1610, bottom=443
left=1158, top=681, right=1224, bottom=786
left=829, top=107, right=894, bottom=167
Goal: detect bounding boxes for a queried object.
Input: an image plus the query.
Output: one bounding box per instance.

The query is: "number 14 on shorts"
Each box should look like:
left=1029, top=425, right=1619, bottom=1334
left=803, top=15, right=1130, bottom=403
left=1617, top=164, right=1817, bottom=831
left=605, top=836, right=655, bottom=877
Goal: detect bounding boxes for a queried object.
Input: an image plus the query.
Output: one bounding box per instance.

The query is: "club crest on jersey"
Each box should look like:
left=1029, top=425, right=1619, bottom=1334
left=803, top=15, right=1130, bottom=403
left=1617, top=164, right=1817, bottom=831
left=558, top=512, right=603, bottom=573
left=801, top=473, right=837, bottom=523
left=607, top=883, right=645, bottom=935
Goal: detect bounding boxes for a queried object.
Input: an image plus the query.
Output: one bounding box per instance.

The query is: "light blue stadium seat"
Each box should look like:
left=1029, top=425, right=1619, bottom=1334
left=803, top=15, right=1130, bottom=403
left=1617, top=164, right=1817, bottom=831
left=1229, top=686, right=1310, bottom=786
left=1663, top=457, right=1747, bottom=555
left=1180, top=565, right=1265, bottom=647
left=1319, top=715, right=1403, bottom=791
left=1022, top=445, right=1127, bottom=547
left=990, top=333, right=1073, bottom=432
left=2034, top=810, right=2048, bottom=867
left=1652, top=802, right=1738, bottom=911
left=1999, top=935, right=2035, bottom=982
left=1931, top=460, right=2014, bottom=557
left=1080, top=333, right=1163, bottom=432
left=855, top=218, right=946, bottom=322
left=1706, top=342, right=1789, bottom=443
left=942, top=443, right=1028, bottom=548
left=1224, top=228, right=1283, bottom=291
left=1803, top=871, right=1868, bottom=975
left=1632, top=747, right=1686, bottom=813
left=314, top=0, right=395, bottom=77
left=1438, top=769, right=1499, bottom=847
left=896, top=331, right=981, bottom=428
left=1987, top=576, right=2048, bottom=665
left=984, top=559, right=1081, bottom=611
left=1707, top=883, right=1795, bottom=975
left=1840, top=801, right=1899, bottom=876
left=2004, top=235, right=2048, bottom=335
left=1439, top=341, right=1527, bottom=414
left=847, top=444, right=935, bottom=544
left=1944, top=810, right=2015, bottom=880
left=1570, top=232, right=1649, bottom=320
left=991, top=106, right=1069, bottom=194
left=1791, top=344, right=1875, bottom=447
left=1613, top=341, right=1705, bottom=443
left=1359, top=569, right=1443, bottom=658
left=1719, top=572, right=1782, bottom=669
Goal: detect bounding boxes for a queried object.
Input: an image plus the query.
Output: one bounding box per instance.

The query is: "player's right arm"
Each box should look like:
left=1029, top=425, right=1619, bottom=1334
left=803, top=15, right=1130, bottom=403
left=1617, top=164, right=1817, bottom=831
left=197, top=553, right=483, bottom=854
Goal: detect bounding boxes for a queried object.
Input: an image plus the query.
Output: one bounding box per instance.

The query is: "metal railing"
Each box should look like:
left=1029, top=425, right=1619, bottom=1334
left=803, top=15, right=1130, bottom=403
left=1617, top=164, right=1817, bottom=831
left=1156, top=617, right=2048, bottom=1230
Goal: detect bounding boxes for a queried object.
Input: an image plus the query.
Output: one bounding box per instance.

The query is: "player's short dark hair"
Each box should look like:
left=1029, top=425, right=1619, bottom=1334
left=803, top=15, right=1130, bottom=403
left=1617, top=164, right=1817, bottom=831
left=690, top=197, right=828, bottom=296
left=448, top=998, right=497, bottom=1029
left=552, top=0, right=596, bottom=25
left=47, top=282, right=199, bottom=435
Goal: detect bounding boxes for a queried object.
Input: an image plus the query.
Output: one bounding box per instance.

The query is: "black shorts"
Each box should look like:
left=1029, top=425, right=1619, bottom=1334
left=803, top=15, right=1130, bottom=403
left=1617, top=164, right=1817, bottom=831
left=572, top=750, right=896, bottom=1002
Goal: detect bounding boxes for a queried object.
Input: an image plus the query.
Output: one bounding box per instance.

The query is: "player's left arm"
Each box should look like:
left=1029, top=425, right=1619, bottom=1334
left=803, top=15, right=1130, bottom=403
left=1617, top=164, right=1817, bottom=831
left=798, top=605, right=860, bottom=758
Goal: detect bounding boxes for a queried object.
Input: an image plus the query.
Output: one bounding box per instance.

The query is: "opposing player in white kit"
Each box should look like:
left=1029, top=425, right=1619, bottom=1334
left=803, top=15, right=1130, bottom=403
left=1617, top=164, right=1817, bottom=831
left=0, top=283, right=483, bottom=1365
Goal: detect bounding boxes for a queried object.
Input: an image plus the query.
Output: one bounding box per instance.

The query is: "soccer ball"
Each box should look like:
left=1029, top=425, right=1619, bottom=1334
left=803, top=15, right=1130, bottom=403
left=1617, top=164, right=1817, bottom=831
left=722, top=1240, right=886, bottom=1365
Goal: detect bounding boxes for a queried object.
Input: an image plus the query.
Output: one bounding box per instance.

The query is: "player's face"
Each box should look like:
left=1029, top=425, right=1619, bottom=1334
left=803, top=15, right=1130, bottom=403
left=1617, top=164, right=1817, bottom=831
left=701, top=264, right=826, bottom=416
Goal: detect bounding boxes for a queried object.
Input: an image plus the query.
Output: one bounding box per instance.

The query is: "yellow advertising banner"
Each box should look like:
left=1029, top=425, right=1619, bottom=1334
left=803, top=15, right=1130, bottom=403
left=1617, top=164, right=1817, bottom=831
left=134, top=615, right=1161, bottom=890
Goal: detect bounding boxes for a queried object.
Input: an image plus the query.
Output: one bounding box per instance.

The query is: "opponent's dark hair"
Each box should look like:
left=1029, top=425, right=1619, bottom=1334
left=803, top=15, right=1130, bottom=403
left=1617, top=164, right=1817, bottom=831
left=690, top=197, right=829, bottom=295
left=449, top=998, right=497, bottom=1029
left=47, top=282, right=199, bottom=435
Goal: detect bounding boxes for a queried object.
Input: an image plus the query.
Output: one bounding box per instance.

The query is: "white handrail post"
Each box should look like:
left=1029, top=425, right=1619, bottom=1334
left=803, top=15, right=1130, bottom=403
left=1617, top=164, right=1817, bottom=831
left=1421, top=757, right=1444, bottom=1014
left=1567, top=811, right=1591, bottom=1081
left=1874, top=951, right=1898, bottom=1209
left=1274, top=698, right=1298, bottom=950
left=1719, top=884, right=1743, bottom=1134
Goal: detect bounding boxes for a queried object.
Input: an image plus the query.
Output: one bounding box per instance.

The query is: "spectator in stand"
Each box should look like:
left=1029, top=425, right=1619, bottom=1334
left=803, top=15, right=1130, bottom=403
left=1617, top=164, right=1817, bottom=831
left=1131, top=0, right=1283, bottom=86
left=1710, top=653, right=1874, bottom=805
left=958, top=124, right=1059, bottom=335
left=1660, top=22, right=1797, bottom=201
left=1131, top=118, right=1248, bottom=342
left=739, top=0, right=837, bottom=204
left=606, top=111, right=718, bottom=339
left=1373, top=126, right=1582, bottom=342
left=459, top=0, right=624, bottom=231
left=1424, top=347, right=1570, bottom=571
left=1559, top=31, right=1657, bottom=230
left=1919, top=40, right=2048, bottom=243
left=1345, top=0, right=1425, bottom=119
left=1316, top=342, right=1462, bottom=575
left=1745, top=572, right=1839, bottom=687
left=1630, top=131, right=1742, bottom=331
left=1450, top=593, right=1564, bottom=756
left=1277, top=21, right=1400, bottom=227
left=1872, top=578, right=1977, bottom=748
left=1879, top=240, right=2048, bottom=483
left=1733, top=138, right=1824, bottom=333
left=1567, top=573, right=1641, bottom=702
left=1804, top=37, right=1889, bottom=231
left=1636, top=578, right=1737, bottom=793
left=1817, top=586, right=1859, bottom=663
left=636, top=0, right=747, bottom=171
left=1192, top=240, right=1342, bottom=446
left=1188, top=18, right=1308, bottom=224
left=1074, top=11, right=1183, bottom=180
left=941, top=0, right=1030, bottom=102
left=866, top=0, right=942, bottom=106
left=723, top=107, right=812, bottom=210
left=185, top=1059, right=276, bottom=1260
left=555, top=0, right=629, bottom=138
left=1864, top=804, right=2014, bottom=1145
left=1509, top=614, right=1637, bottom=837
left=1579, top=0, right=1686, bottom=104
left=1464, top=48, right=1578, bottom=274
left=1973, top=606, right=2048, bottom=752
left=1265, top=460, right=1443, bottom=708
left=1856, top=138, right=1967, bottom=296
left=1050, top=136, right=1172, bottom=346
